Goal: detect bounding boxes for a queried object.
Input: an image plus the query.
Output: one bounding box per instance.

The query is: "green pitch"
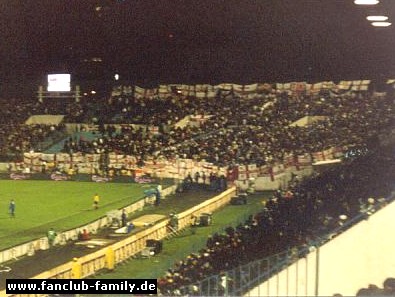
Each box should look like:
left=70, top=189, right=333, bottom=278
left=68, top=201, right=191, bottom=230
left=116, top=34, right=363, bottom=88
left=93, top=192, right=271, bottom=281
left=0, top=180, right=157, bottom=251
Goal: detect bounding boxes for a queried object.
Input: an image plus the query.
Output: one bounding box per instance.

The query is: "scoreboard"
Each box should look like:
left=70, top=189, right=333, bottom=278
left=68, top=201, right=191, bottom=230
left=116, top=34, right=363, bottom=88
left=47, top=74, right=71, bottom=92
left=37, top=74, right=80, bottom=102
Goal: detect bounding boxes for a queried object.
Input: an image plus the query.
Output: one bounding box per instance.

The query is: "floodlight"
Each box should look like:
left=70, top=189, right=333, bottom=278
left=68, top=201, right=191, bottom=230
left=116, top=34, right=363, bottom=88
left=371, top=21, right=392, bottom=27
left=354, top=0, right=379, bottom=4
left=366, top=15, right=388, bottom=21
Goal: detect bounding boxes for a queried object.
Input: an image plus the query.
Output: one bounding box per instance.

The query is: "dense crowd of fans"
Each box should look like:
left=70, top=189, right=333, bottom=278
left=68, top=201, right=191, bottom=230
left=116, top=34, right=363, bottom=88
left=0, top=84, right=393, bottom=294
left=0, top=85, right=394, bottom=167
left=56, top=88, right=395, bottom=170
left=0, top=97, right=75, bottom=160
left=157, top=145, right=395, bottom=295
left=0, top=123, right=64, bottom=161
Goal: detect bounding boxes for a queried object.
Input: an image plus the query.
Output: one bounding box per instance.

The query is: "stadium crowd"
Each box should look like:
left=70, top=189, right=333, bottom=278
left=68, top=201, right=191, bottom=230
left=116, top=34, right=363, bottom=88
left=157, top=145, right=395, bottom=295
left=0, top=85, right=394, bottom=169
left=0, top=97, right=76, bottom=160
left=54, top=88, right=395, bottom=170
left=0, top=84, right=393, bottom=295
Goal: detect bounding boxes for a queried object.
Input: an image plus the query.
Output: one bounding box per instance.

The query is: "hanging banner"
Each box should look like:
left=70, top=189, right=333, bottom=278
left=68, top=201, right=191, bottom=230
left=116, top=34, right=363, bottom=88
left=111, top=86, right=122, bottom=97
left=123, top=85, right=133, bottom=95
left=338, top=81, right=352, bottom=90
left=196, top=91, right=206, bottom=98
left=297, top=154, right=312, bottom=167
left=247, top=164, right=259, bottom=178
left=244, top=83, right=258, bottom=93
left=134, top=86, right=146, bottom=97
left=195, top=84, right=207, bottom=92
left=145, top=88, right=158, bottom=98
left=232, top=84, right=243, bottom=94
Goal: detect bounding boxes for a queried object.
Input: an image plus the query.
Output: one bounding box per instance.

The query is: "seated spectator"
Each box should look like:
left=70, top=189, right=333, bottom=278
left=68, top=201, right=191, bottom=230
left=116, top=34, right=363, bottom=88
left=157, top=144, right=395, bottom=295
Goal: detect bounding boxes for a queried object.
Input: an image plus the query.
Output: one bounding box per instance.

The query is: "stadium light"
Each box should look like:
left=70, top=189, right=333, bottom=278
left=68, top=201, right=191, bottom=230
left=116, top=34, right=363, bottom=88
left=371, top=21, right=392, bottom=27
left=366, top=15, right=388, bottom=21
left=354, top=0, right=379, bottom=4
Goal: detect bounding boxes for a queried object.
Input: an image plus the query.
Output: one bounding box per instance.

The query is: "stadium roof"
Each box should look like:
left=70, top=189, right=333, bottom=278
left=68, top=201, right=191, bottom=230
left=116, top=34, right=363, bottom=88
left=1, top=0, right=395, bottom=94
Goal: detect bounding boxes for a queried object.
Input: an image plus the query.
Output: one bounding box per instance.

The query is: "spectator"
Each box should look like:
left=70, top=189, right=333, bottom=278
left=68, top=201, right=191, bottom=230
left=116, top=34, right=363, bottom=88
left=47, top=228, right=57, bottom=247
left=121, top=209, right=127, bottom=227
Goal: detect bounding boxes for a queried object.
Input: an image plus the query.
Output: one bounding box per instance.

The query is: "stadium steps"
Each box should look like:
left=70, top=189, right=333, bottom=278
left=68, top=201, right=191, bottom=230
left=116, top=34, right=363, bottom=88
left=44, top=131, right=102, bottom=154
left=33, top=130, right=67, bottom=153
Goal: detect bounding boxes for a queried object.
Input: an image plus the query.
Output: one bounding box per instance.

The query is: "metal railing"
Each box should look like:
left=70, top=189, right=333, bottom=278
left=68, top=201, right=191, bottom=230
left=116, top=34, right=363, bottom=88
left=173, top=195, right=395, bottom=296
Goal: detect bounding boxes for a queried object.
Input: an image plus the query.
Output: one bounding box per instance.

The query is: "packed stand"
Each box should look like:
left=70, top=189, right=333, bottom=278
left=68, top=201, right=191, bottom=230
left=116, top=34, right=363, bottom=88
left=158, top=90, right=394, bottom=165
left=62, top=88, right=395, bottom=169
left=1, top=85, right=394, bottom=167
left=0, top=98, right=69, bottom=161
left=157, top=146, right=395, bottom=295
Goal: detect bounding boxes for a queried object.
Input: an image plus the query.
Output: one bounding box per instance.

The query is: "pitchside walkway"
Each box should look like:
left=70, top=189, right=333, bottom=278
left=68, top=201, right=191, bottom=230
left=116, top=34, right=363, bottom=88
left=0, top=188, right=269, bottom=291
left=0, top=187, right=212, bottom=290
left=92, top=193, right=270, bottom=281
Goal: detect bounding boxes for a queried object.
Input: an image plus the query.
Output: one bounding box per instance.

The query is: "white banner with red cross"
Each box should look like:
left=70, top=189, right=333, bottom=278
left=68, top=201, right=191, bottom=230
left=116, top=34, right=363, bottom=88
left=259, top=165, right=273, bottom=181
left=71, top=152, right=84, bottom=164
left=247, top=164, right=259, bottom=178
left=258, top=164, right=285, bottom=182
left=134, top=85, right=146, bottom=98
left=283, top=154, right=296, bottom=169
left=332, top=146, right=345, bottom=158
left=237, top=164, right=260, bottom=180
left=244, top=83, right=258, bottom=93
left=55, top=153, right=72, bottom=167
left=108, top=153, right=127, bottom=168
left=148, top=126, right=159, bottom=135
left=322, top=147, right=335, bottom=160
left=23, top=152, right=42, bottom=171
left=312, top=151, right=326, bottom=162
left=238, top=165, right=248, bottom=180
left=227, top=167, right=238, bottom=182
left=84, top=154, right=100, bottom=163
left=272, top=164, right=286, bottom=180
left=124, top=155, right=137, bottom=169
left=297, top=154, right=313, bottom=168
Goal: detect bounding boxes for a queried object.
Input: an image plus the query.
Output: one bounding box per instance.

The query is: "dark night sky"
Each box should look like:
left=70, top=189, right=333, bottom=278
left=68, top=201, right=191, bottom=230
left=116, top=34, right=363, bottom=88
left=1, top=0, right=395, bottom=96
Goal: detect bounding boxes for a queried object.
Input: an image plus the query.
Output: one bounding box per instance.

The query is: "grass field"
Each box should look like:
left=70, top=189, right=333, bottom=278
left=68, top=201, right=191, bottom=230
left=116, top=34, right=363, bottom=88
left=94, top=192, right=271, bottom=281
left=0, top=180, right=161, bottom=251
left=0, top=185, right=219, bottom=290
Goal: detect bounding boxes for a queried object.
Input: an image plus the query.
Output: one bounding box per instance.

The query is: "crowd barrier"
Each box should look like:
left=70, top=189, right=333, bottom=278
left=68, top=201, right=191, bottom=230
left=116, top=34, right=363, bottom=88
left=0, top=185, right=177, bottom=266
left=0, top=141, right=341, bottom=296
left=1, top=187, right=236, bottom=297
left=0, top=148, right=320, bottom=265
left=18, top=145, right=340, bottom=185
left=254, top=166, right=314, bottom=191
left=0, top=144, right=325, bottom=267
